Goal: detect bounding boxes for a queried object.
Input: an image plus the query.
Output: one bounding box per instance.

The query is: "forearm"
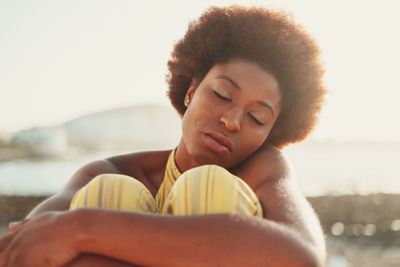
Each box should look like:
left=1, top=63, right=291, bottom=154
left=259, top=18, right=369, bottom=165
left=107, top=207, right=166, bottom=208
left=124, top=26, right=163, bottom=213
left=64, top=254, right=138, bottom=267
left=27, top=192, right=73, bottom=219
left=70, top=209, right=323, bottom=267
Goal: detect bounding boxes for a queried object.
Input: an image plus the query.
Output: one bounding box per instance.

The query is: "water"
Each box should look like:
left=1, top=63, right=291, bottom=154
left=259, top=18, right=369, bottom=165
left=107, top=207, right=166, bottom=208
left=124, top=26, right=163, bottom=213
left=0, top=152, right=113, bottom=196
left=1, top=142, right=399, bottom=196
left=284, top=141, right=400, bottom=196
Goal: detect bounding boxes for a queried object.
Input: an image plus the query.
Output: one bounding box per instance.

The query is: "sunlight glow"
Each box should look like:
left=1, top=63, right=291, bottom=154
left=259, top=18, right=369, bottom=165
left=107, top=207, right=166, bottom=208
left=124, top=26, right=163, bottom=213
left=1, top=0, right=399, bottom=141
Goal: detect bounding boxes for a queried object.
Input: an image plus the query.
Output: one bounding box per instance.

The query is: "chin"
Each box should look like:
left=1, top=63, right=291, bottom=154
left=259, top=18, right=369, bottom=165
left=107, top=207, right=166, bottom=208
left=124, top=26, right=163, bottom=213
left=192, top=150, right=235, bottom=169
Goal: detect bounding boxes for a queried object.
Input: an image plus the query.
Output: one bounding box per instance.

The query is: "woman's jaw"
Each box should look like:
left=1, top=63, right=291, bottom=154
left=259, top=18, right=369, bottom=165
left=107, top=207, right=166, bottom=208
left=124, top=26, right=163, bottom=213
left=175, top=59, right=281, bottom=172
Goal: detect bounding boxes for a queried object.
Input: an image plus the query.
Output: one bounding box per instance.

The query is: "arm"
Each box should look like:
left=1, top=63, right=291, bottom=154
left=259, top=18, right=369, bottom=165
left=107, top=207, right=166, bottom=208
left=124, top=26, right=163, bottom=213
left=1, top=147, right=325, bottom=267
left=0, top=209, right=322, bottom=267
left=235, top=146, right=326, bottom=264
left=69, top=147, right=324, bottom=267
left=26, top=149, right=167, bottom=218
left=6, top=152, right=167, bottom=267
left=26, top=159, right=121, bottom=219
left=75, top=208, right=321, bottom=267
left=21, top=160, right=133, bottom=267
left=65, top=254, right=136, bottom=267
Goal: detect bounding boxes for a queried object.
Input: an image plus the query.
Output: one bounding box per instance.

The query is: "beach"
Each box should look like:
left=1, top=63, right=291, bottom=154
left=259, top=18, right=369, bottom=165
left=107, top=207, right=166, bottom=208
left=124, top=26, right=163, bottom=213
left=1, top=193, right=400, bottom=266
left=1, top=135, right=399, bottom=266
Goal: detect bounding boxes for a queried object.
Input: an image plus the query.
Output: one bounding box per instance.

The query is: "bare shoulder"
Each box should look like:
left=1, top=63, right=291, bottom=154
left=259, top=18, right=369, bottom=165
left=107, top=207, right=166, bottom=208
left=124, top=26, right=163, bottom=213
left=237, top=145, right=325, bottom=254
left=107, top=150, right=171, bottom=179
left=107, top=149, right=172, bottom=190
left=28, top=150, right=172, bottom=217
left=231, top=144, right=291, bottom=190
left=63, top=159, right=122, bottom=192
left=64, top=149, right=172, bottom=193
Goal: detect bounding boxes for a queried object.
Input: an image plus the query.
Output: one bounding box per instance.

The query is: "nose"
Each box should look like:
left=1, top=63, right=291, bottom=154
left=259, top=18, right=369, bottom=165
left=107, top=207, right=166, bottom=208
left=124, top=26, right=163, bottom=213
left=220, top=109, right=242, bottom=132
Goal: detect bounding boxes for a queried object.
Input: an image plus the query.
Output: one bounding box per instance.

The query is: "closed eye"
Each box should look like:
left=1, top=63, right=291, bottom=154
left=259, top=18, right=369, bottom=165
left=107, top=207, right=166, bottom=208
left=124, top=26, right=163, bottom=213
left=213, top=90, right=232, bottom=102
left=248, top=112, right=265, bottom=126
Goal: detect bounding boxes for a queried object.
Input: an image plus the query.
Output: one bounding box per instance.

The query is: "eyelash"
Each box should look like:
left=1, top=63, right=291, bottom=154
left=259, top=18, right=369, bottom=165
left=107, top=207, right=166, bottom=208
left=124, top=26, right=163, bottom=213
left=213, top=90, right=231, bottom=102
left=213, top=90, right=264, bottom=126
left=248, top=112, right=264, bottom=126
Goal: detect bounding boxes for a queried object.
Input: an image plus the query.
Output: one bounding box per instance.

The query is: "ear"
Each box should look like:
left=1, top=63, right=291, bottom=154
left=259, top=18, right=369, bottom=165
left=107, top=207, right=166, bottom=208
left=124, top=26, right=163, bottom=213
left=184, top=79, right=197, bottom=107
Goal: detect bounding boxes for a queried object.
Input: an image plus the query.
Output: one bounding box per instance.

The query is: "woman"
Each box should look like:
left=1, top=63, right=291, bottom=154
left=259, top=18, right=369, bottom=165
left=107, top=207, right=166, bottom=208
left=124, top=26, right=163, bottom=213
left=0, top=6, right=326, bottom=267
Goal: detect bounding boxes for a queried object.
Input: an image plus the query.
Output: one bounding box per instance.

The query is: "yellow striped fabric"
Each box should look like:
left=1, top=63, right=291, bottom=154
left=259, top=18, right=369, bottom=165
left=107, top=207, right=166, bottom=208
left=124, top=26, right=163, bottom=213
left=69, top=173, right=157, bottom=213
left=69, top=149, right=263, bottom=218
left=154, top=148, right=181, bottom=211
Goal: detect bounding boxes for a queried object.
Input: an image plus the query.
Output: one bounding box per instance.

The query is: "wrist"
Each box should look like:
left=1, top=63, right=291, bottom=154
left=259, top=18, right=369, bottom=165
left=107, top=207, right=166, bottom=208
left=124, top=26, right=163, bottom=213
left=63, top=209, right=93, bottom=253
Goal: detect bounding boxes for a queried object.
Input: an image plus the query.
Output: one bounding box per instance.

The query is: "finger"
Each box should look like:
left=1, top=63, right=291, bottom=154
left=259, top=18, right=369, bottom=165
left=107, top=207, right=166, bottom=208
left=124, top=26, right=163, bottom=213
left=8, top=222, right=20, bottom=232
left=0, top=249, right=9, bottom=267
left=0, top=233, right=13, bottom=253
left=8, top=219, right=29, bottom=232
left=0, top=252, right=9, bottom=267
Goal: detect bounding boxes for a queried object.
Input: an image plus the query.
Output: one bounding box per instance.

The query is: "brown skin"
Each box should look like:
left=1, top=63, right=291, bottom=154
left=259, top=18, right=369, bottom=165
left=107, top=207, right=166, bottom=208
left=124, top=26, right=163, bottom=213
left=176, top=60, right=281, bottom=170
left=0, top=60, right=325, bottom=267
left=167, top=6, right=327, bottom=149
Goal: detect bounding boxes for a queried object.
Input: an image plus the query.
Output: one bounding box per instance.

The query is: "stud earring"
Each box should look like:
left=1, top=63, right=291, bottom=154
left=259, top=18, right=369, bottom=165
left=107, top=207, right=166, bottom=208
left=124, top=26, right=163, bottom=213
left=185, top=99, right=190, bottom=107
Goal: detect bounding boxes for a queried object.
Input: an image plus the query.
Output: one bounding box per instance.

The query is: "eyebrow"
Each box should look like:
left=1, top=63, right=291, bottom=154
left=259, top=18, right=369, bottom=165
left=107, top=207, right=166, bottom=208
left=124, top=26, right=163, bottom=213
left=257, top=101, right=275, bottom=116
left=216, top=75, right=241, bottom=90
left=216, top=75, right=275, bottom=116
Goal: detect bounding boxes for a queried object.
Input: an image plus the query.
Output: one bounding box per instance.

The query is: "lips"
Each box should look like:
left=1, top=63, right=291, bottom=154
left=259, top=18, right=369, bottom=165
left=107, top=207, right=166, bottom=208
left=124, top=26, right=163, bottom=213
left=203, top=131, right=233, bottom=155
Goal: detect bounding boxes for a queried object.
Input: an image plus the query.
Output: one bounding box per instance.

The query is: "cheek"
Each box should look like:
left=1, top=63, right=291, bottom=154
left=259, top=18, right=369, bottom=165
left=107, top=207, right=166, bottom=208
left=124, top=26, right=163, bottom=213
left=187, top=97, right=215, bottom=124
left=181, top=106, right=204, bottom=143
left=241, top=129, right=269, bottom=150
left=181, top=112, right=195, bottom=138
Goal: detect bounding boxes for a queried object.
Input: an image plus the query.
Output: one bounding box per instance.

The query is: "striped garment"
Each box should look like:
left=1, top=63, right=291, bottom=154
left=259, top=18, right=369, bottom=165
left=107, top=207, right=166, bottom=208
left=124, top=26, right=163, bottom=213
left=70, top=149, right=263, bottom=217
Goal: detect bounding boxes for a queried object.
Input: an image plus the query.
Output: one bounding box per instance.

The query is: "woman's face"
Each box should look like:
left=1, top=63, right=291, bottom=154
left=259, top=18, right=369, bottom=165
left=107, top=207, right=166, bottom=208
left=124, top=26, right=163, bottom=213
left=179, top=59, right=281, bottom=169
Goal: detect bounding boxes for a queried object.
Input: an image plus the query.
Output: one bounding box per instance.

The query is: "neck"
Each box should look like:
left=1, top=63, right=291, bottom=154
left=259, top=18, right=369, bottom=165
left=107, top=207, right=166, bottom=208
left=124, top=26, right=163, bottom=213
left=174, top=138, right=201, bottom=173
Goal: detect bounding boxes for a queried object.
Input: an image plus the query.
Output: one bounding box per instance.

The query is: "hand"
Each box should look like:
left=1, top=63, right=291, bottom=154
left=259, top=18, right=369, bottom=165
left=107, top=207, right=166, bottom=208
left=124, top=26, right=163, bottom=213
left=0, top=211, right=80, bottom=267
left=8, top=219, right=28, bottom=232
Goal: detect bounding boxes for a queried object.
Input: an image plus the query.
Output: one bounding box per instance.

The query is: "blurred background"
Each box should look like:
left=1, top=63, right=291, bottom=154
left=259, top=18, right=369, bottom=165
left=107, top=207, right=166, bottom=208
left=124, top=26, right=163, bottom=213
left=1, top=0, right=399, bottom=266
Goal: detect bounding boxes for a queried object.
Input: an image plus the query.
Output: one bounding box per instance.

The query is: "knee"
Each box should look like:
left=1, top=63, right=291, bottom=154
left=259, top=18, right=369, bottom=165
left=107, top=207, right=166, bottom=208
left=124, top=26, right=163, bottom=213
left=90, top=173, right=144, bottom=189
left=69, top=173, right=157, bottom=212
left=176, top=164, right=235, bottom=185
left=163, top=165, right=242, bottom=215
left=163, top=164, right=262, bottom=217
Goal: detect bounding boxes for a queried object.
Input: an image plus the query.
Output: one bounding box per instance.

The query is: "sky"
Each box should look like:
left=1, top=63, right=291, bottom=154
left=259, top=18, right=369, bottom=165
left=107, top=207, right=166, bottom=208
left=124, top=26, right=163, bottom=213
left=1, top=0, right=400, bottom=142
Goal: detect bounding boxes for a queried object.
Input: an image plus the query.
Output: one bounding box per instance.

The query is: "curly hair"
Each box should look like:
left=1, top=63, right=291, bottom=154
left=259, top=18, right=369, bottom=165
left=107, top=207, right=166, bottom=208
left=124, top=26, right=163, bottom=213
left=166, top=6, right=326, bottom=148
